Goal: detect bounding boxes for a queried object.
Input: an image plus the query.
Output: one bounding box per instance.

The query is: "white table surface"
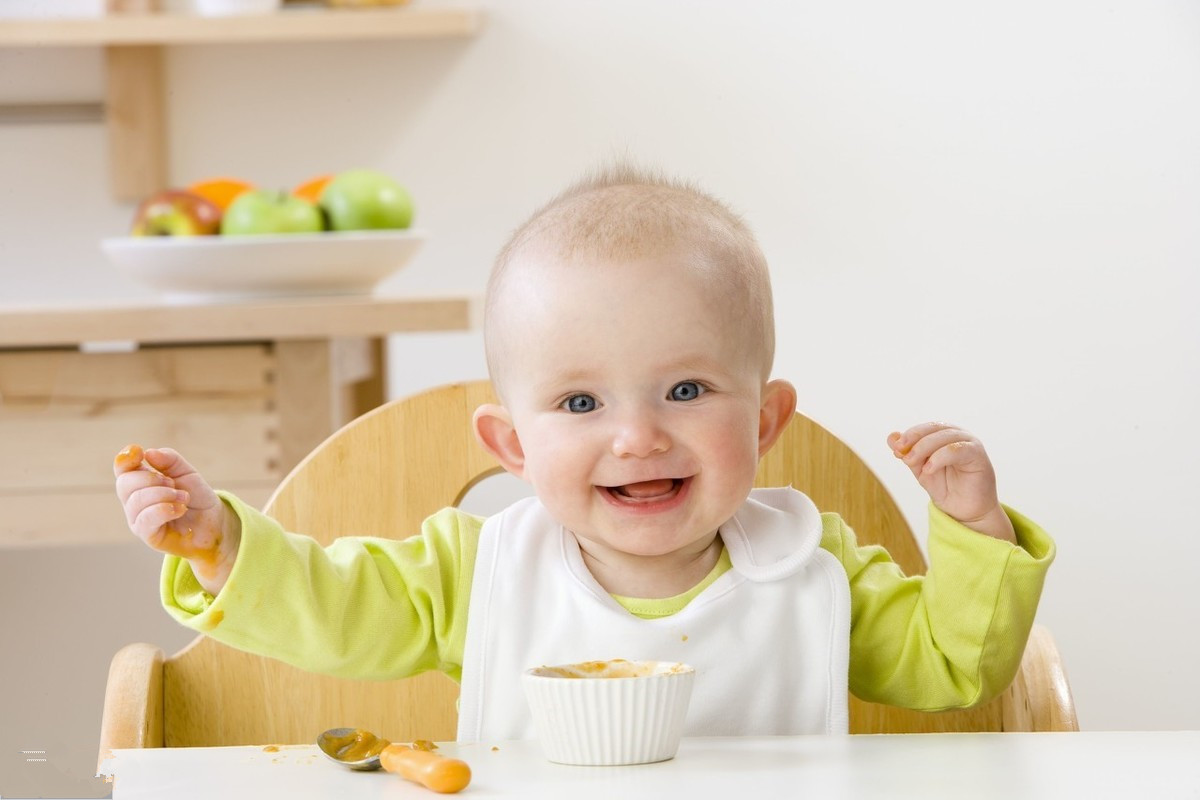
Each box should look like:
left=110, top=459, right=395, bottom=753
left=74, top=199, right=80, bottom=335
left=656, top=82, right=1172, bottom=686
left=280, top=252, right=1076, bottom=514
left=100, top=731, right=1200, bottom=800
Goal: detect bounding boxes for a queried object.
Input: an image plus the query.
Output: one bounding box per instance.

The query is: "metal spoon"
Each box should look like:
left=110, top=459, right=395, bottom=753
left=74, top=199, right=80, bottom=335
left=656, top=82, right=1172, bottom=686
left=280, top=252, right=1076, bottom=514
left=316, top=727, right=389, bottom=771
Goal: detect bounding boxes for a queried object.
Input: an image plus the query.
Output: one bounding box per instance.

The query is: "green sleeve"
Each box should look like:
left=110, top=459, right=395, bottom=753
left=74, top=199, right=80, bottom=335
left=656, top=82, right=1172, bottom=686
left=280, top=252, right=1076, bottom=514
left=822, top=503, right=1055, bottom=711
left=161, top=491, right=485, bottom=683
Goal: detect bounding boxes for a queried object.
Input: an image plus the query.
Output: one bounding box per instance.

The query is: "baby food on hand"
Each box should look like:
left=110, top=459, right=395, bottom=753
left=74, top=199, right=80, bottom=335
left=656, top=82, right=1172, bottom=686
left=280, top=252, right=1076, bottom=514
left=114, top=443, right=226, bottom=579
left=114, top=443, right=145, bottom=472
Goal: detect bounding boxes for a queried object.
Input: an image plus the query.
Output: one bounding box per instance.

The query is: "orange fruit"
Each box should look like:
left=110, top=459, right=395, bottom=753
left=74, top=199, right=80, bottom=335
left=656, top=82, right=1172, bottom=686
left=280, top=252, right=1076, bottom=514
left=188, top=177, right=255, bottom=212
left=293, top=174, right=334, bottom=205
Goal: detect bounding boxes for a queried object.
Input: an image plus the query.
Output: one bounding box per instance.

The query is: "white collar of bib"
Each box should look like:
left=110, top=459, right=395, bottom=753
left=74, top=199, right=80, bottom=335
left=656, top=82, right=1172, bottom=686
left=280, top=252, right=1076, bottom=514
left=719, top=487, right=824, bottom=582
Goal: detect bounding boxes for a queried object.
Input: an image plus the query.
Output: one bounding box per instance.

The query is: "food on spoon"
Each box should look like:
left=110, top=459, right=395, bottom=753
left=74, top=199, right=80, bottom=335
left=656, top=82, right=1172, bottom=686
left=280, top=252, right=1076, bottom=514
left=325, top=728, right=390, bottom=762
left=380, top=744, right=471, bottom=794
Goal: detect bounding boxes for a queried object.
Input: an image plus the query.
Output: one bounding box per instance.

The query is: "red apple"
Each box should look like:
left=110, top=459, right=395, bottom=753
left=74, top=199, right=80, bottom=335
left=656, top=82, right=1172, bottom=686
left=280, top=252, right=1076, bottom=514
left=130, top=189, right=222, bottom=236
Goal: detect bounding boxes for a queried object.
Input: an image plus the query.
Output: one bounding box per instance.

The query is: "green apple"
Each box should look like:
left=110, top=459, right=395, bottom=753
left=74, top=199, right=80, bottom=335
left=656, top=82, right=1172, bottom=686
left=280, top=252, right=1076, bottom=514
left=319, top=169, right=414, bottom=231
left=221, top=190, right=325, bottom=236
left=130, top=189, right=222, bottom=236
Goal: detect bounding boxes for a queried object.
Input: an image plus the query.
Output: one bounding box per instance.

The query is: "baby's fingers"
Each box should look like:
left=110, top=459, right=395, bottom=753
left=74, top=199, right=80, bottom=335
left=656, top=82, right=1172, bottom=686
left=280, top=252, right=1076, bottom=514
left=115, top=462, right=175, bottom=506
left=907, top=426, right=974, bottom=463
left=128, top=492, right=190, bottom=547
left=921, top=438, right=989, bottom=476
left=888, top=422, right=959, bottom=456
left=889, top=425, right=971, bottom=476
left=124, top=485, right=190, bottom=527
left=142, top=447, right=203, bottom=482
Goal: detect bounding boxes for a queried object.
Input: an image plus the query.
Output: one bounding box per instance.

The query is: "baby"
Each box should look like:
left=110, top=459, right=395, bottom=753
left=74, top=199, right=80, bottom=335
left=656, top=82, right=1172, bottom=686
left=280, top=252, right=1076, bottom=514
left=115, top=164, right=1053, bottom=739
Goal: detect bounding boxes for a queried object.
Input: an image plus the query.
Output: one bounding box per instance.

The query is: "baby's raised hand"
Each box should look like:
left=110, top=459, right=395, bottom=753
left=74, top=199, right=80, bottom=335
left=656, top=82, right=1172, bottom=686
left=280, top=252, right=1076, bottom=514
left=113, top=444, right=240, bottom=594
left=887, top=423, right=1016, bottom=543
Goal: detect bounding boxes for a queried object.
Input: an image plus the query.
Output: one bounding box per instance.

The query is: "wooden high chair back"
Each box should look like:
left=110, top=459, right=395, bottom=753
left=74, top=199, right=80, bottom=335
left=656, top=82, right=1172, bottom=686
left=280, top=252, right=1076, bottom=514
left=99, top=380, right=1076, bottom=766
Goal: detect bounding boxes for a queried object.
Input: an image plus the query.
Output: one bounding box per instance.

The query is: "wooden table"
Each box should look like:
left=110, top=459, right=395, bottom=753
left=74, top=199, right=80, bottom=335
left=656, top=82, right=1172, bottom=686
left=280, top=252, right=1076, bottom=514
left=0, top=294, right=474, bottom=547
left=99, top=732, right=1200, bottom=799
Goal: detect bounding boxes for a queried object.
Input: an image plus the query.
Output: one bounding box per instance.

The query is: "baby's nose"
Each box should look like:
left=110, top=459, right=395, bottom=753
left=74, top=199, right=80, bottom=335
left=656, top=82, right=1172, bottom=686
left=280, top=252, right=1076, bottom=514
left=610, top=414, right=671, bottom=458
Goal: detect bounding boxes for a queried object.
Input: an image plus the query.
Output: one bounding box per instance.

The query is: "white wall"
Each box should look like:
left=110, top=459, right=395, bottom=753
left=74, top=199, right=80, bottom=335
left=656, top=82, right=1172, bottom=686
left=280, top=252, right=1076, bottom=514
left=3, top=0, right=1198, bottom=794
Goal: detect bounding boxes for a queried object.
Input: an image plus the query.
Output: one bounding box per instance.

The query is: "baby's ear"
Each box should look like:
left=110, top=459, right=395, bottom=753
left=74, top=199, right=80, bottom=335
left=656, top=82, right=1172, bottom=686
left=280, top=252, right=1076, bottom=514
left=472, top=403, right=526, bottom=477
left=757, top=380, right=797, bottom=457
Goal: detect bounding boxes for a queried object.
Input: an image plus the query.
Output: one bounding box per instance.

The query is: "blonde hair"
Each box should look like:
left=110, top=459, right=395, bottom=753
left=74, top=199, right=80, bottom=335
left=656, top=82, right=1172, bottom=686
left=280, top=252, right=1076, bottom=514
left=485, top=163, right=776, bottom=394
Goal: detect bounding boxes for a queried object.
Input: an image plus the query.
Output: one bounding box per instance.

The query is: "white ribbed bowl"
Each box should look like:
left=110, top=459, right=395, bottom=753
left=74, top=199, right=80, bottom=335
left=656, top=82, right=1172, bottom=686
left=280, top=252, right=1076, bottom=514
left=522, top=659, right=695, bottom=766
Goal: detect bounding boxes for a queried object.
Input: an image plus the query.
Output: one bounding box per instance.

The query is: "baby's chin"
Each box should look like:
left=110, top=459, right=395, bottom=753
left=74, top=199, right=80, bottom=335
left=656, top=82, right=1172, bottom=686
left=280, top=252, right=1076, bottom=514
left=569, top=524, right=724, bottom=561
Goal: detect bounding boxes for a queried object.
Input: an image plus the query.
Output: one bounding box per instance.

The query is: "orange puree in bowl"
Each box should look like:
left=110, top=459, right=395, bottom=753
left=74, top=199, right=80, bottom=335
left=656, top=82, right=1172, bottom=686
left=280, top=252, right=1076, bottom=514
left=540, top=659, right=681, bottom=679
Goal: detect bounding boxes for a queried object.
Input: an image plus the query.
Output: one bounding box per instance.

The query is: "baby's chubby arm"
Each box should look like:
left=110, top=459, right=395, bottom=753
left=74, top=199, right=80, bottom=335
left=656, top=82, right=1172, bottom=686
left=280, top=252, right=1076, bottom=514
left=113, top=444, right=242, bottom=596
left=887, top=423, right=1017, bottom=544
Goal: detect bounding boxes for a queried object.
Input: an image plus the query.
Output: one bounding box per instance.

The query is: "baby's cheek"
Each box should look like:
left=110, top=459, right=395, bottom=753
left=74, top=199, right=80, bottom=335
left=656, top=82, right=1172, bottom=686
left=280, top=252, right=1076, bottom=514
left=522, top=442, right=585, bottom=502
left=710, top=413, right=761, bottom=463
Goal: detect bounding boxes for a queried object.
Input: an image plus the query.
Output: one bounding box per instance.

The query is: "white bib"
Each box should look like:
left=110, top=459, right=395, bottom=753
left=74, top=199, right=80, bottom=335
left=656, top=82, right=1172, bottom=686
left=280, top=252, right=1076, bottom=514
left=457, top=487, right=850, bottom=741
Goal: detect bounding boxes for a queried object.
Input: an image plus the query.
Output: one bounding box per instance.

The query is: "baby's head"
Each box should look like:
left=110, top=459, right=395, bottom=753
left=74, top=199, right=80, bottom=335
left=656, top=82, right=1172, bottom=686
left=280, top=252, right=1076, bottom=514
left=473, top=164, right=797, bottom=564
left=484, top=163, right=776, bottom=401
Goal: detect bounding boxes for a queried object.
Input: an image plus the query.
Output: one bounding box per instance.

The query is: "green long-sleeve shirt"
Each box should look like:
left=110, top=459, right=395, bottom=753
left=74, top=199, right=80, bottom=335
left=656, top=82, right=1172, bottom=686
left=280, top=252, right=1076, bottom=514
left=163, top=496, right=1053, bottom=711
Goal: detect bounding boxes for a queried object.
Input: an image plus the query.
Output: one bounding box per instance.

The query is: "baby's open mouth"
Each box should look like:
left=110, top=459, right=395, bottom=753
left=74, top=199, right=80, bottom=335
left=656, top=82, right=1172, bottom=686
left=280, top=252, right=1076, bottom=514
left=603, top=478, right=685, bottom=502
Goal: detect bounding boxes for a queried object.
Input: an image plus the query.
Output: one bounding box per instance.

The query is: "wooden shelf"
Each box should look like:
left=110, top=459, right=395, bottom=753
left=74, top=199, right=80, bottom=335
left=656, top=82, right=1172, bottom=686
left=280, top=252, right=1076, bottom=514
left=0, top=6, right=483, bottom=201
left=0, top=294, right=477, bottom=349
left=0, top=7, right=482, bottom=46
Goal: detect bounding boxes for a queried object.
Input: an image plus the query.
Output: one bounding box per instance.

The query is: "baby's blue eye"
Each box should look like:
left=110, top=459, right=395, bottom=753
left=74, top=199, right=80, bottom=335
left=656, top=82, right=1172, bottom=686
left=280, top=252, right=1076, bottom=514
left=669, top=381, right=705, bottom=402
left=563, top=394, right=597, bottom=413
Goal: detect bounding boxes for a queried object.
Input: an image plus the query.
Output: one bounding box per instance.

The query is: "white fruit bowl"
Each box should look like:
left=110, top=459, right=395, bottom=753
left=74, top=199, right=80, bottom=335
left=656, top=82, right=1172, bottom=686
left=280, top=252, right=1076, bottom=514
left=101, top=229, right=425, bottom=303
left=522, top=659, right=695, bottom=766
left=194, top=0, right=281, bottom=15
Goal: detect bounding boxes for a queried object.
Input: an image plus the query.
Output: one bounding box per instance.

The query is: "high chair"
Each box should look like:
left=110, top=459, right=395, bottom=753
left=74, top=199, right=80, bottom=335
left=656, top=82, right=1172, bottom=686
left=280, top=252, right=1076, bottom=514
left=98, top=380, right=1077, bottom=768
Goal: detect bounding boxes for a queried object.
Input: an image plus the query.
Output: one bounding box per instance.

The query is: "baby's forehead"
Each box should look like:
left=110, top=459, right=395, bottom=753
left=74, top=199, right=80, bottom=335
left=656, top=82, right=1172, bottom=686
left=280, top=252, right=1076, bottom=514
left=492, top=251, right=743, bottom=346
left=528, top=185, right=737, bottom=261
left=501, top=218, right=746, bottom=305
left=492, top=257, right=758, bottom=369
left=505, top=242, right=719, bottom=287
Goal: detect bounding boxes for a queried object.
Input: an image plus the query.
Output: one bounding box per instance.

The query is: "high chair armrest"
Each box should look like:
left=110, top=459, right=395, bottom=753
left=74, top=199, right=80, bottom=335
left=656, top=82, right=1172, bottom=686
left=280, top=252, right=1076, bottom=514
left=97, top=642, right=165, bottom=774
left=1025, top=623, right=1079, bottom=731
left=1012, top=623, right=1079, bottom=732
